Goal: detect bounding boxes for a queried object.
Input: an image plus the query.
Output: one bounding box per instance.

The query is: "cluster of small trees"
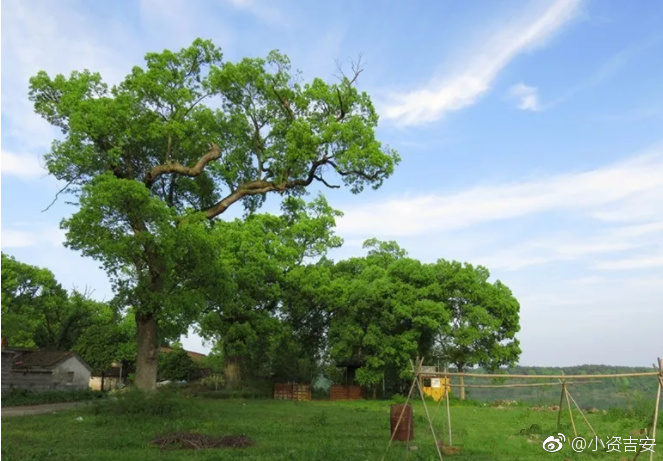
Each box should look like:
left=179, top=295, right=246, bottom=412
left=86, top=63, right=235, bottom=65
left=2, top=232, right=521, bottom=397
left=6, top=38, right=521, bottom=393
left=1, top=253, right=135, bottom=373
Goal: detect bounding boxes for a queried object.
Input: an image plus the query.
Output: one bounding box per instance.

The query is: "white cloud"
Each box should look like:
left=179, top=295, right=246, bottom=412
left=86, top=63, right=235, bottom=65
left=2, top=1, right=135, bottom=150
left=336, top=146, right=663, bottom=274
left=1, top=227, right=65, bottom=248
left=595, top=253, right=663, bottom=270
left=382, top=0, right=581, bottom=125
left=337, top=148, right=663, bottom=237
left=1, top=150, right=47, bottom=180
left=508, top=83, right=541, bottom=111
left=479, top=222, right=663, bottom=271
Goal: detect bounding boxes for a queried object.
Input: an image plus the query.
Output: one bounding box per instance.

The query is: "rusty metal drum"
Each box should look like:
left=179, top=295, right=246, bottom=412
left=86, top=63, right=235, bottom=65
left=390, top=403, right=414, bottom=441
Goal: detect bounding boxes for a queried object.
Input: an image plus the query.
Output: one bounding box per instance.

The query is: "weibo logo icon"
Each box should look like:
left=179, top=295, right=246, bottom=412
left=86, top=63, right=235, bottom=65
left=542, top=433, right=566, bottom=453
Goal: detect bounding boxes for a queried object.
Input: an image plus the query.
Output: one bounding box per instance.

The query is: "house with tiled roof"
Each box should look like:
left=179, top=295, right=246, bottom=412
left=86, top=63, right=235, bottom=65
left=1, top=346, right=92, bottom=394
left=159, top=346, right=207, bottom=364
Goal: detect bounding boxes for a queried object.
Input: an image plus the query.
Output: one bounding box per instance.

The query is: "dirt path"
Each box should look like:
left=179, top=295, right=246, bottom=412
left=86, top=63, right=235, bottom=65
left=1, top=401, right=90, bottom=417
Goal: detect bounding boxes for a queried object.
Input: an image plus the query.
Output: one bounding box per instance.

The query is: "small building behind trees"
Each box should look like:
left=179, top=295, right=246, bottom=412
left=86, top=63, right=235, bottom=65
left=1, top=345, right=92, bottom=394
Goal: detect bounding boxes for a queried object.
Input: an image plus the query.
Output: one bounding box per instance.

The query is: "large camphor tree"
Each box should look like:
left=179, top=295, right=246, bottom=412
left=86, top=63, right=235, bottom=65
left=29, top=39, right=399, bottom=390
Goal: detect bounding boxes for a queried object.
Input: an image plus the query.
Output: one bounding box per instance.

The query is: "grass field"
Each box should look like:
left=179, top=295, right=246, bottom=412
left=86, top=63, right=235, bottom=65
left=1, top=394, right=659, bottom=460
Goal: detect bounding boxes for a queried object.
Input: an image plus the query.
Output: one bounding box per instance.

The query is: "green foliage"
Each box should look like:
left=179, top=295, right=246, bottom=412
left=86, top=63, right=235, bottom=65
left=2, top=253, right=67, bottom=347
left=1, top=253, right=111, bottom=350
left=1, top=388, right=102, bottom=407
left=192, top=388, right=273, bottom=400
left=327, top=242, right=449, bottom=386
left=29, top=39, right=398, bottom=388
left=73, top=313, right=136, bottom=373
left=202, top=346, right=225, bottom=374
left=602, top=393, right=663, bottom=429
left=432, top=260, right=521, bottom=372
left=158, top=347, right=198, bottom=381
left=92, top=389, right=184, bottom=418
left=199, top=195, right=343, bottom=384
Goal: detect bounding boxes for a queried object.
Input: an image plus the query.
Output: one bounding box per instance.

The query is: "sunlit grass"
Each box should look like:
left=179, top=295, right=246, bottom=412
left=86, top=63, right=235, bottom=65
left=1, top=395, right=659, bottom=460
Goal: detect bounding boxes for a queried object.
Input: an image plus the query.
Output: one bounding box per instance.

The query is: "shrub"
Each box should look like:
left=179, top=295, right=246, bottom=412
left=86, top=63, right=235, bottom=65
left=92, top=388, right=184, bottom=418
left=197, top=374, right=225, bottom=390
left=193, top=388, right=271, bottom=399
left=602, top=395, right=663, bottom=429
left=1, top=388, right=102, bottom=407
left=159, top=348, right=199, bottom=381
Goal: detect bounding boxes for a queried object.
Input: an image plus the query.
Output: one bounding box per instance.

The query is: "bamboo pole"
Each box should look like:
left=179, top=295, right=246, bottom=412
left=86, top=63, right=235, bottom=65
left=649, top=358, right=662, bottom=461
left=556, top=381, right=566, bottom=430
left=445, top=368, right=453, bottom=447
left=564, top=386, right=578, bottom=438
left=445, top=381, right=598, bottom=388
left=381, top=357, right=422, bottom=461
left=406, top=403, right=412, bottom=460
left=415, top=373, right=444, bottom=461
left=421, top=371, right=659, bottom=379
left=430, top=380, right=446, bottom=426
left=566, top=388, right=597, bottom=438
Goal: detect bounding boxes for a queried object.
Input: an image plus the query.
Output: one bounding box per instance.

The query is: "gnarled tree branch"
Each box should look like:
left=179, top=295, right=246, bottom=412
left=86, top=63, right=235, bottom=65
left=144, top=143, right=222, bottom=187
left=203, top=154, right=383, bottom=220
left=327, top=159, right=382, bottom=181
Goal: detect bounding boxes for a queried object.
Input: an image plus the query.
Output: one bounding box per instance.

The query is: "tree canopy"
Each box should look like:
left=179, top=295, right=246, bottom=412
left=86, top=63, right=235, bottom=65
left=29, top=38, right=399, bottom=389
left=198, top=195, right=342, bottom=387
left=1, top=253, right=110, bottom=351
left=325, top=242, right=449, bottom=387
left=431, top=260, right=521, bottom=398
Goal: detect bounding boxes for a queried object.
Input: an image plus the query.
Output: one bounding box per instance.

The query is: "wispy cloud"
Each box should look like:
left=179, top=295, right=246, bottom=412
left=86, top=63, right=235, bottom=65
left=479, top=222, right=663, bottom=271
left=1, top=226, right=65, bottom=248
left=1, top=150, right=47, bottom=180
left=508, top=83, right=541, bottom=111
left=2, top=1, right=133, bottom=150
left=337, top=146, right=663, bottom=237
left=595, top=253, right=663, bottom=270
left=381, top=0, right=581, bottom=125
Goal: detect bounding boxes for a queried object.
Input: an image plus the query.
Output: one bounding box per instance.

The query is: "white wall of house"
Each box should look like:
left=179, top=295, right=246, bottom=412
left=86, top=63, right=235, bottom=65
left=51, top=356, right=91, bottom=389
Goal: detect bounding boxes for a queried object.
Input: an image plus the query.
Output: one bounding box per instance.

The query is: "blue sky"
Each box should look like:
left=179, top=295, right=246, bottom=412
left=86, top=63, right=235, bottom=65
left=2, top=0, right=662, bottom=366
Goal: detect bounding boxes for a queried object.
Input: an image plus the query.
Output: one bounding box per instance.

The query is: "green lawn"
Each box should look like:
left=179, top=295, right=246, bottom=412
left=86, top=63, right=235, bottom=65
left=1, top=396, right=659, bottom=460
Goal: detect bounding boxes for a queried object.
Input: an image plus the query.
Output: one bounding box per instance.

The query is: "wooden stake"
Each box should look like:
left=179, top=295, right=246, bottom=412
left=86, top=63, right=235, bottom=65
left=564, top=386, right=578, bottom=438
left=557, top=381, right=566, bottom=430
left=444, top=381, right=597, bottom=388
left=649, top=358, right=662, bottom=461
left=445, top=368, right=453, bottom=447
left=566, top=387, right=597, bottom=438
left=415, top=374, right=444, bottom=461
left=426, top=371, right=659, bottom=379
left=381, top=357, right=422, bottom=461
left=430, top=379, right=446, bottom=426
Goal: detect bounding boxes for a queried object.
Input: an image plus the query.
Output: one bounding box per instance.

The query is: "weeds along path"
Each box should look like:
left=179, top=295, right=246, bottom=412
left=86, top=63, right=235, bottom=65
left=1, top=401, right=90, bottom=417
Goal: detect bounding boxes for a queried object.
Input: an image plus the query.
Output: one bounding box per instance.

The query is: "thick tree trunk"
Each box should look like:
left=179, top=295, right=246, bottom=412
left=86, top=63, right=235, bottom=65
left=135, top=313, right=158, bottom=391
left=224, top=355, right=242, bottom=389
left=458, top=365, right=466, bottom=400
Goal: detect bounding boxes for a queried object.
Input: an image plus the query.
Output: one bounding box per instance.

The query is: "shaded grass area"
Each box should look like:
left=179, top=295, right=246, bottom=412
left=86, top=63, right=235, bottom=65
left=1, top=388, right=103, bottom=407
left=1, top=392, right=660, bottom=461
